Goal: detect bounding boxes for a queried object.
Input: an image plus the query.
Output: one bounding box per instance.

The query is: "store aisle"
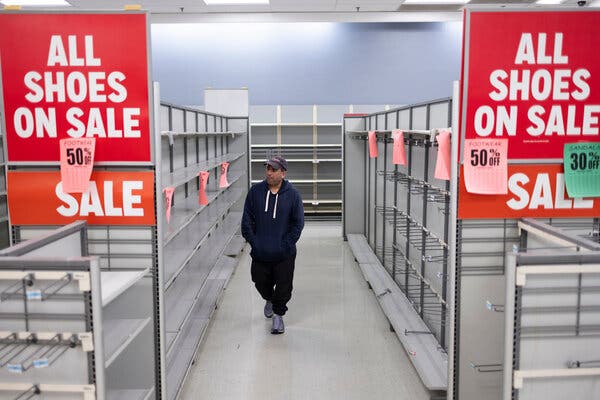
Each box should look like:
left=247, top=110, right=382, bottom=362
left=179, top=222, right=429, bottom=400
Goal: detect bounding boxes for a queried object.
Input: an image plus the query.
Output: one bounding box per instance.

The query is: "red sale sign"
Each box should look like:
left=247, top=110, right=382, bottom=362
left=462, top=10, right=600, bottom=160
left=459, top=9, right=600, bottom=219
left=0, top=13, right=152, bottom=163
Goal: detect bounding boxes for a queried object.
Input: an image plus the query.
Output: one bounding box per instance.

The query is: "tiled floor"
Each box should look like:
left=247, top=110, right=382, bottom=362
left=179, top=222, right=429, bottom=400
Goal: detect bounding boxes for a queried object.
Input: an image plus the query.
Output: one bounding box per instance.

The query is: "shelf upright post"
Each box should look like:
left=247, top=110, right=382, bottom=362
left=367, top=118, right=372, bottom=246
left=363, top=116, right=368, bottom=238
left=392, top=111, right=400, bottom=281
left=441, top=99, right=452, bottom=350
left=447, top=81, right=461, bottom=400
left=374, top=116, right=379, bottom=261
left=313, top=105, right=318, bottom=205
left=405, top=107, right=414, bottom=294
left=382, top=113, right=388, bottom=270
left=420, top=104, right=431, bottom=319
left=153, top=82, right=167, bottom=400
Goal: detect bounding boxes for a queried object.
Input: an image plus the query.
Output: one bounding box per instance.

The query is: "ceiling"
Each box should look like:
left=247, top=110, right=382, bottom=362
left=4, top=0, right=598, bottom=22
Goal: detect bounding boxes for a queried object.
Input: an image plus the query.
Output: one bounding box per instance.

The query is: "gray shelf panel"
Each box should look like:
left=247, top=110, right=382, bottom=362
left=107, top=388, right=154, bottom=400
left=251, top=179, right=341, bottom=184
left=101, top=269, right=149, bottom=307
left=348, top=234, right=447, bottom=391
left=165, top=212, right=242, bottom=333
left=206, top=255, right=238, bottom=282
left=303, top=199, right=342, bottom=204
left=166, top=279, right=226, bottom=400
left=251, top=158, right=341, bottom=163
left=161, top=130, right=245, bottom=137
left=166, top=332, right=177, bottom=354
left=104, top=317, right=152, bottom=368
left=166, top=317, right=209, bottom=400
left=163, top=171, right=246, bottom=244
left=162, top=152, right=244, bottom=190
left=252, top=122, right=341, bottom=127
left=347, top=234, right=380, bottom=265
left=163, top=189, right=243, bottom=286
left=251, top=144, right=340, bottom=148
left=224, top=235, right=245, bottom=257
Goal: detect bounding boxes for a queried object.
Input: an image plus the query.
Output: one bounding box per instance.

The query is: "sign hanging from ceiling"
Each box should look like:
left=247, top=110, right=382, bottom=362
left=459, top=9, right=600, bottom=218
left=0, top=13, right=152, bottom=163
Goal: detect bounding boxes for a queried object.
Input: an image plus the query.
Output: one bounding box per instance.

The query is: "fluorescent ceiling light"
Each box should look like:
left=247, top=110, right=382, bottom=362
left=204, top=0, right=269, bottom=4
left=403, top=0, right=470, bottom=4
left=535, top=0, right=563, bottom=4
left=1, top=0, right=71, bottom=5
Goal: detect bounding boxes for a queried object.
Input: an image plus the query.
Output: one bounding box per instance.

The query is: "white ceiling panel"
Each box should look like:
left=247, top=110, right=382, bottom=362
left=9, top=0, right=595, bottom=19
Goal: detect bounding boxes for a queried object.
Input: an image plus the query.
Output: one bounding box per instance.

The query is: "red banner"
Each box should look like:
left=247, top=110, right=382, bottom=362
left=7, top=171, right=156, bottom=225
left=459, top=10, right=600, bottom=219
left=463, top=11, right=600, bottom=160
left=0, top=13, right=151, bottom=162
left=459, top=164, right=600, bottom=219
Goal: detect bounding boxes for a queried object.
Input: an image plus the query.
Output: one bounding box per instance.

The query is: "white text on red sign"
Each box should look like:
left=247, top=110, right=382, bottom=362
left=507, top=172, right=594, bottom=211
left=474, top=32, right=599, bottom=138
left=13, top=35, right=141, bottom=139
left=56, top=180, right=145, bottom=217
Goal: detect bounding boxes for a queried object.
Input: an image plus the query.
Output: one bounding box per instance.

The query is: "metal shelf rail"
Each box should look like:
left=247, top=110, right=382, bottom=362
left=0, top=222, right=155, bottom=400
left=157, top=99, right=248, bottom=400
left=249, top=105, right=346, bottom=218
left=504, top=220, right=600, bottom=400
left=343, top=98, right=453, bottom=398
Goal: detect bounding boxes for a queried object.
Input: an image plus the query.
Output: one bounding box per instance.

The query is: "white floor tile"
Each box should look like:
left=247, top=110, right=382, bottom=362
left=179, top=222, right=430, bottom=400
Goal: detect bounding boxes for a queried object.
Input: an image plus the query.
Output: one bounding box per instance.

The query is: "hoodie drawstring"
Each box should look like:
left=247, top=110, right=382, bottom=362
left=264, top=190, right=279, bottom=219
left=264, top=191, right=270, bottom=213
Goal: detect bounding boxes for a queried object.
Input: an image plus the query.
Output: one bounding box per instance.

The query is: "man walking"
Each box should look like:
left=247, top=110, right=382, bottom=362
left=241, top=156, right=304, bottom=334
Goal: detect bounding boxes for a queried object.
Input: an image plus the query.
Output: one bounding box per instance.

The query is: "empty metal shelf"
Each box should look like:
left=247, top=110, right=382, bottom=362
left=104, top=317, right=152, bottom=368
left=107, top=388, right=154, bottom=400
left=101, top=269, right=149, bottom=307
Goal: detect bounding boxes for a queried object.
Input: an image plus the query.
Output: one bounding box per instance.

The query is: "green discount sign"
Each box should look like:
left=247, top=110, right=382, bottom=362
left=564, top=142, right=600, bottom=198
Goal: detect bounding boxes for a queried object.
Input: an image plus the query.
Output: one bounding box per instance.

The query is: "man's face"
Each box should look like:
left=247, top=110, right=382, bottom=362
left=266, top=165, right=285, bottom=186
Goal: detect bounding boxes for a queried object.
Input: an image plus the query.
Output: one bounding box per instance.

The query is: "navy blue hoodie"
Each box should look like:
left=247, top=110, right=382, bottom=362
left=241, top=179, right=304, bottom=262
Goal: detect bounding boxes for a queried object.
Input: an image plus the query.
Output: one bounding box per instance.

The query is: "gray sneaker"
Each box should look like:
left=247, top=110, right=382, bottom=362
left=271, top=314, right=284, bottom=334
left=264, top=300, right=274, bottom=318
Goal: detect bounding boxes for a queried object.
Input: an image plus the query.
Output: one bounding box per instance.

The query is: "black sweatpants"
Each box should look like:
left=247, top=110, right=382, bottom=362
left=251, top=255, right=296, bottom=316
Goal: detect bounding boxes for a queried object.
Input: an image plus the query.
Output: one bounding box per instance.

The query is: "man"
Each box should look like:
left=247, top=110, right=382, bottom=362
left=241, top=155, right=304, bottom=334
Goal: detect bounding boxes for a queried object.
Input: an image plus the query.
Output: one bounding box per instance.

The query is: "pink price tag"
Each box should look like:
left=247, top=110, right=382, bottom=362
left=59, top=138, right=96, bottom=193
left=392, top=130, right=406, bottom=165
left=199, top=171, right=210, bottom=205
left=219, top=162, right=230, bottom=188
left=434, top=130, right=451, bottom=181
left=368, top=131, right=378, bottom=158
left=464, top=139, right=509, bottom=194
left=163, top=187, right=175, bottom=224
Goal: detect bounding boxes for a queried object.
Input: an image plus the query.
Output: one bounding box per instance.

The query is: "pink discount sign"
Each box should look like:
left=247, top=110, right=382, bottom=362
left=163, top=187, right=174, bottom=224
left=434, top=130, right=451, bottom=181
left=368, top=131, right=378, bottom=158
left=463, top=138, right=509, bottom=194
left=392, top=130, right=406, bottom=165
left=199, top=171, right=210, bottom=206
left=219, top=162, right=230, bottom=188
left=59, top=138, right=96, bottom=193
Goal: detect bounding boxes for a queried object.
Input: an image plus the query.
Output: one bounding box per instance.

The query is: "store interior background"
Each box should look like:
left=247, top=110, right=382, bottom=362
left=151, top=22, right=463, bottom=106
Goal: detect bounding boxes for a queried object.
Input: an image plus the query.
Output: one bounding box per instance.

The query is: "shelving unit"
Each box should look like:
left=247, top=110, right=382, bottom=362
left=504, top=219, right=600, bottom=400
left=157, top=99, right=248, bottom=400
left=0, top=222, right=154, bottom=400
left=249, top=105, right=346, bottom=218
left=343, top=99, right=453, bottom=398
